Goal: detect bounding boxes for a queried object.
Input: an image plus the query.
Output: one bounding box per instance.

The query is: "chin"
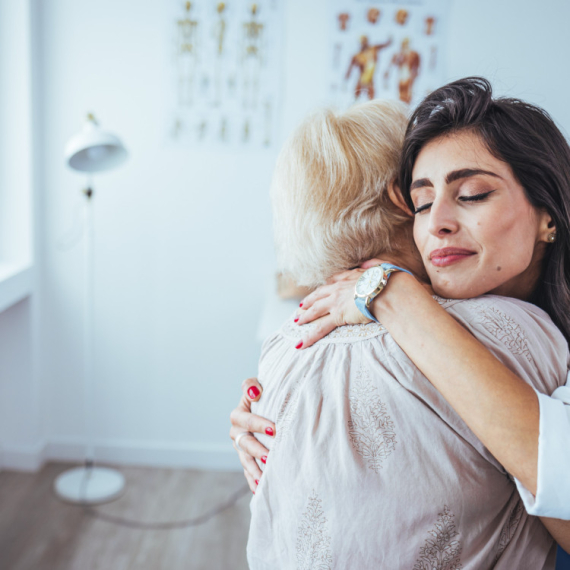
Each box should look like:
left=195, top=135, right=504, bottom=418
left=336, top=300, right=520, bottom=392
left=431, top=280, right=484, bottom=300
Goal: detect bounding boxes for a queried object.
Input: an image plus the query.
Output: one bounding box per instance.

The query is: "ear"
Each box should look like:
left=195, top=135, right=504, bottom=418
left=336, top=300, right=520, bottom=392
left=388, top=181, right=413, bottom=217
left=537, top=209, right=555, bottom=243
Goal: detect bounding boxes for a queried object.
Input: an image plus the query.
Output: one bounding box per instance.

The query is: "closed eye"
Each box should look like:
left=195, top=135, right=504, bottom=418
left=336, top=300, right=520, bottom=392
left=413, top=202, right=432, bottom=215
left=458, top=190, right=496, bottom=203
left=413, top=190, right=496, bottom=215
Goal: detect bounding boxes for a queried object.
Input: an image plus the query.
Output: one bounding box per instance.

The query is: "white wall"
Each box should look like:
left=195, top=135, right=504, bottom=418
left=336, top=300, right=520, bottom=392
left=38, top=0, right=286, bottom=469
left=445, top=0, right=570, bottom=136
left=0, top=0, right=33, bottom=267
left=0, top=299, right=42, bottom=470
left=4, top=0, right=570, bottom=471
left=0, top=0, right=42, bottom=471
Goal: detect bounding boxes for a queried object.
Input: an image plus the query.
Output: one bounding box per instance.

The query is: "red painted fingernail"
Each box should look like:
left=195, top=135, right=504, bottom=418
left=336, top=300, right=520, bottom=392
left=255, top=479, right=259, bottom=485
left=265, top=427, right=274, bottom=436
left=295, top=341, right=303, bottom=349
left=261, top=455, right=267, bottom=464
left=299, top=302, right=303, bottom=307
left=252, top=490, right=255, bottom=494
left=248, top=386, right=260, bottom=400
left=294, top=317, right=299, bottom=323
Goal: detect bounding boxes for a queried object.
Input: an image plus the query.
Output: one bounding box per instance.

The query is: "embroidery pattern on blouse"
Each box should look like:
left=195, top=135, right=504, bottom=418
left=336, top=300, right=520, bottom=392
left=413, top=505, right=463, bottom=570
left=274, top=379, right=302, bottom=448
left=296, top=490, right=333, bottom=570
left=432, top=295, right=459, bottom=309
left=347, top=367, right=396, bottom=473
left=495, top=501, right=524, bottom=561
left=465, top=301, right=533, bottom=363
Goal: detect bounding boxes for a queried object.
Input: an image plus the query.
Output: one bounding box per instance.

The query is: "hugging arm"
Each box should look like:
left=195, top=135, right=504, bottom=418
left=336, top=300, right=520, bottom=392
left=296, top=266, right=570, bottom=546
left=298, top=270, right=542, bottom=491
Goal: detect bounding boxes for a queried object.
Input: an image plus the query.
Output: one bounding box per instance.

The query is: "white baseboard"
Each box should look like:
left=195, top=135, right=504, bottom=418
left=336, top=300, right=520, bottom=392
left=0, top=440, right=46, bottom=472
left=0, top=438, right=242, bottom=473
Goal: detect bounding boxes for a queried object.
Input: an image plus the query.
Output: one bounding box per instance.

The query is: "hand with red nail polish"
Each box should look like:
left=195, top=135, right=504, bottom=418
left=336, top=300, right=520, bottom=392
left=291, top=267, right=371, bottom=349
left=248, top=386, right=260, bottom=400
left=230, top=377, right=276, bottom=494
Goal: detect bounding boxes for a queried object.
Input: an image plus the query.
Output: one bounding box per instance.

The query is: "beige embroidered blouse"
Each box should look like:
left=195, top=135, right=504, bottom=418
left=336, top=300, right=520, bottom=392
left=247, top=295, right=569, bottom=570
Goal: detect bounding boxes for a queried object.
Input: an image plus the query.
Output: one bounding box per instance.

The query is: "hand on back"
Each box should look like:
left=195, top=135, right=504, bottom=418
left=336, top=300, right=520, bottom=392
left=229, top=378, right=275, bottom=493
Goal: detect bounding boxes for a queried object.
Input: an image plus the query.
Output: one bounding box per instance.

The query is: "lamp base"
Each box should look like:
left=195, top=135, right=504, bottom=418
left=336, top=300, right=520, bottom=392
left=54, top=466, right=125, bottom=505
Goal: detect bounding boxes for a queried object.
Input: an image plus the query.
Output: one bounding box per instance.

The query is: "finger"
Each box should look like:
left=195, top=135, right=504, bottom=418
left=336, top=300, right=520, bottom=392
left=230, top=428, right=269, bottom=463
left=300, top=284, right=335, bottom=310
left=230, top=408, right=276, bottom=437
left=294, top=307, right=306, bottom=323
left=240, top=449, right=263, bottom=482
left=230, top=427, right=271, bottom=459
left=360, top=258, right=385, bottom=270
left=296, top=298, right=331, bottom=326
left=243, top=468, right=258, bottom=494
left=297, top=315, right=338, bottom=349
left=241, top=377, right=263, bottom=402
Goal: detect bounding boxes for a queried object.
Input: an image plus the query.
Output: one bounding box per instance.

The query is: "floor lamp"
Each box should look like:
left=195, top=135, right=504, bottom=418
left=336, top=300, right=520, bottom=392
left=54, top=114, right=129, bottom=504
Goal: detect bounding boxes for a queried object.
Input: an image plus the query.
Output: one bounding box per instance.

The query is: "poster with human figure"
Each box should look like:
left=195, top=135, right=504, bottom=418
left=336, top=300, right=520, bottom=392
left=329, top=0, right=449, bottom=109
left=166, top=0, right=283, bottom=148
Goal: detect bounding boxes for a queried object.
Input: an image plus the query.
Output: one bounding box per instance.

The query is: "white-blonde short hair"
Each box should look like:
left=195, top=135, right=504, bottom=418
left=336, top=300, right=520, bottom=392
left=272, top=99, right=410, bottom=287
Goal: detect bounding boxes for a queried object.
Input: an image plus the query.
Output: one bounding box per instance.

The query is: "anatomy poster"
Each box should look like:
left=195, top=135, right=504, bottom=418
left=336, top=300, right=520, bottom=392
left=166, top=1, right=283, bottom=148
left=329, top=0, right=449, bottom=109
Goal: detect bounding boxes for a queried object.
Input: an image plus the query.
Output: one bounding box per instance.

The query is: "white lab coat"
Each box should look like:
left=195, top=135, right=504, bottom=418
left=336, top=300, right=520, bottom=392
left=515, top=376, right=570, bottom=520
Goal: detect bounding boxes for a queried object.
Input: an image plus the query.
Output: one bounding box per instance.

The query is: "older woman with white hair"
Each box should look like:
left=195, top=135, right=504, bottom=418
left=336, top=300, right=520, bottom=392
left=244, top=96, right=566, bottom=569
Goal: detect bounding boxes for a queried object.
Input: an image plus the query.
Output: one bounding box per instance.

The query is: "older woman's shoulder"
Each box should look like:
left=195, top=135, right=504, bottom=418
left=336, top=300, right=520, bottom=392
left=439, top=295, right=568, bottom=391
left=438, top=294, right=558, bottom=332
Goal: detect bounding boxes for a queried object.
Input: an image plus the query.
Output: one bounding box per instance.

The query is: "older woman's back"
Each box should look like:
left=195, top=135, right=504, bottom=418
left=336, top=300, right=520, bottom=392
left=248, top=295, right=567, bottom=569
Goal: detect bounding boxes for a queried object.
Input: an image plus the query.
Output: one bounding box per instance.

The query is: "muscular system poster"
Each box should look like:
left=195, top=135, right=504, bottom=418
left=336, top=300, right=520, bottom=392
left=329, top=0, right=449, bottom=109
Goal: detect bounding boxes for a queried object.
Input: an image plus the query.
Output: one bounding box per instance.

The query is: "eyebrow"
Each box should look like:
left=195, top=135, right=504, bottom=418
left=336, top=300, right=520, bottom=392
left=410, top=168, right=503, bottom=191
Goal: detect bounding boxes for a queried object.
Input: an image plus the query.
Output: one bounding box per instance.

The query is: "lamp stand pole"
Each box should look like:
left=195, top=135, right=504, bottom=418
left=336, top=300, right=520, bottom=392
left=54, top=185, right=126, bottom=504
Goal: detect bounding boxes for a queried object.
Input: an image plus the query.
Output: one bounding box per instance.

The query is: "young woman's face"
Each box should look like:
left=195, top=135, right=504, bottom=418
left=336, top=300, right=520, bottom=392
left=411, top=130, right=551, bottom=300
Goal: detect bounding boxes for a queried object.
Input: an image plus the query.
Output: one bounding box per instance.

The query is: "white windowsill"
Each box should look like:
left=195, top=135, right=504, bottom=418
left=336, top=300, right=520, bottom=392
left=0, top=263, right=34, bottom=314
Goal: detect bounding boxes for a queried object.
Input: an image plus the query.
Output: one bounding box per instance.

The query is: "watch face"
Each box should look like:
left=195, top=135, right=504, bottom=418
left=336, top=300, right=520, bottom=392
left=355, top=266, right=385, bottom=297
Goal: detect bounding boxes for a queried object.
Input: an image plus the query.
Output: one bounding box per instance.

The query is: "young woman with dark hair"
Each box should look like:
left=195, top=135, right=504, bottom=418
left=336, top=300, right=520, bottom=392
left=230, top=77, right=570, bottom=557
left=399, top=77, right=570, bottom=345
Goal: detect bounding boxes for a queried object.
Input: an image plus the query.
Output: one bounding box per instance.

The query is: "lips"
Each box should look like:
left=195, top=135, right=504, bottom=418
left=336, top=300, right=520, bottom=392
left=429, top=247, right=476, bottom=268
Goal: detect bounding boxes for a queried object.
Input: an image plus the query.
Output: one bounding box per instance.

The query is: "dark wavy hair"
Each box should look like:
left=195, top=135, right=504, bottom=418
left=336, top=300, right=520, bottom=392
left=399, top=76, right=570, bottom=346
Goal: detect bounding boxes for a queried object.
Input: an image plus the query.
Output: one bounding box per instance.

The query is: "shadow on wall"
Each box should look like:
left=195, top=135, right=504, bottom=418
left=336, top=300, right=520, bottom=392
left=558, top=546, right=570, bottom=570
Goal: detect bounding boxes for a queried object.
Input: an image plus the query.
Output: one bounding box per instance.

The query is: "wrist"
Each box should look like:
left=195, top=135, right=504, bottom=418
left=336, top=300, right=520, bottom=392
left=369, top=271, right=422, bottom=321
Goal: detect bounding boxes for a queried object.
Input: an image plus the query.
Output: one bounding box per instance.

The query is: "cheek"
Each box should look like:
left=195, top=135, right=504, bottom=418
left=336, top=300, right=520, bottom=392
left=478, top=205, right=538, bottom=271
left=412, top=218, right=428, bottom=256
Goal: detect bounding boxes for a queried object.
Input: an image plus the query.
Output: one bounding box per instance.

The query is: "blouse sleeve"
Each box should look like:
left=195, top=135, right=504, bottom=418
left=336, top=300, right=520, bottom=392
left=514, top=374, right=570, bottom=520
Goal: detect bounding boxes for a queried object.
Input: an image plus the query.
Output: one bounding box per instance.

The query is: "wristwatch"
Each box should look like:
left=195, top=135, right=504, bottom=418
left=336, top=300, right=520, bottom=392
left=354, top=263, right=413, bottom=322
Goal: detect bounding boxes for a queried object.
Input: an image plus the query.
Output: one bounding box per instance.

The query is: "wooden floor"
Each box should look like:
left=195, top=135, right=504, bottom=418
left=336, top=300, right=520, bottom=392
left=0, top=462, right=252, bottom=570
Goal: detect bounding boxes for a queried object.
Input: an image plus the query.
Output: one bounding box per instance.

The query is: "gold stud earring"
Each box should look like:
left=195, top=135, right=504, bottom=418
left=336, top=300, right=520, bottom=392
left=547, top=232, right=557, bottom=243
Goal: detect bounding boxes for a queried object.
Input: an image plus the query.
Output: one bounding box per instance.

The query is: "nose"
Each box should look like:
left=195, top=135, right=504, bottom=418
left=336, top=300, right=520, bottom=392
left=427, top=196, right=460, bottom=237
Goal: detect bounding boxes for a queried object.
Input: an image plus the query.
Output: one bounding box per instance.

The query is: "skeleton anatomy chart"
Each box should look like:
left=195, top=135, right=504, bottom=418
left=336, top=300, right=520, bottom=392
left=330, top=0, right=449, bottom=109
left=167, top=1, right=282, bottom=148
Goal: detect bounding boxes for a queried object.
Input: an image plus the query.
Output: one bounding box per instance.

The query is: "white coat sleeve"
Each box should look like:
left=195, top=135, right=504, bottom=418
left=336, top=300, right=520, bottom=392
left=514, top=372, right=570, bottom=520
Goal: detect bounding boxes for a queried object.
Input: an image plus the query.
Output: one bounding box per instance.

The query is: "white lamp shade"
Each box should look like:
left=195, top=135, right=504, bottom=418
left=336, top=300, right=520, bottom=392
left=65, top=117, right=128, bottom=173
